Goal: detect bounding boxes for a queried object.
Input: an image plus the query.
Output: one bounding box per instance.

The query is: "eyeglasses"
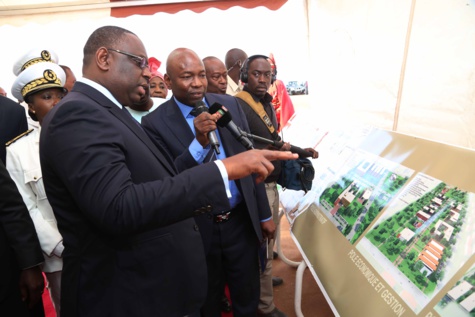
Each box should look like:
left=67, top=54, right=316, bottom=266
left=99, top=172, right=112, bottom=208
left=107, top=48, right=149, bottom=69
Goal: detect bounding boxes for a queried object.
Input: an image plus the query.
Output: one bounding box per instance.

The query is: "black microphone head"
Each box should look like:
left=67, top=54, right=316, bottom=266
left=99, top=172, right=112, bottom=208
left=193, top=101, right=208, bottom=115
left=217, top=112, right=232, bottom=127
left=209, top=102, right=232, bottom=127
left=208, top=102, right=223, bottom=114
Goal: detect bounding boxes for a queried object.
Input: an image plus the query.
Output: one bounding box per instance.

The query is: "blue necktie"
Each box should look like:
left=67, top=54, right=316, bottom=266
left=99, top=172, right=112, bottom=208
left=189, top=105, right=241, bottom=209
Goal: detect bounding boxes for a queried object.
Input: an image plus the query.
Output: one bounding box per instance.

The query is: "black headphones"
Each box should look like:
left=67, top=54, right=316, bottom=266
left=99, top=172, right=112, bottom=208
left=272, top=64, right=278, bottom=81
left=240, top=54, right=276, bottom=84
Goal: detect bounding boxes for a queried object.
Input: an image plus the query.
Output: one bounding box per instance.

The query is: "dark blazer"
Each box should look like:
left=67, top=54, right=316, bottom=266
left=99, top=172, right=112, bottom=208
left=142, top=93, right=272, bottom=253
left=0, top=95, right=28, bottom=165
left=0, top=160, right=44, bottom=316
left=40, top=82, right=231, bottom=317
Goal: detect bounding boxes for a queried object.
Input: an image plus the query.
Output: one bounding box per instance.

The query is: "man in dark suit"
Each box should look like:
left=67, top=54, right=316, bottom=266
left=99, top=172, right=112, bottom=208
left=39, top=26, right=296, bottom=317
left=0, top=95, right=28, bottom=165
left=0, top=160, right=45, bottom=316
left=142, top=48, right=274, bottom=317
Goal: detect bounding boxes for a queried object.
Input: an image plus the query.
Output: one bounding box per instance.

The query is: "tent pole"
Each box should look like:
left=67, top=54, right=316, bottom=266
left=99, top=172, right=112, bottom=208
left=393, top=0, right=417, bottom=131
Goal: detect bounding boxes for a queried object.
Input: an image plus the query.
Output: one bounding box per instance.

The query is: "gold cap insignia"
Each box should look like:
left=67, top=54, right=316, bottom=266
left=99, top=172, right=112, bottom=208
left=21, top=69, right=62, bottom=98
left=20, top=50, right=53, bottom=73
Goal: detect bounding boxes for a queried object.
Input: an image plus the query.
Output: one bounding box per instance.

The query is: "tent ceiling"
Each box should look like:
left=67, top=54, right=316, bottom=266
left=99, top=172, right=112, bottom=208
left=0, top=0, right=287, bottom=17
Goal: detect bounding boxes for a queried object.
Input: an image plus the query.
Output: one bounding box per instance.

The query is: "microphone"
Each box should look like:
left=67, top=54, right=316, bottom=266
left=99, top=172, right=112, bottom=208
left=209, top=103, right=254, bottom=150
left=193, top=101, right=220, bottom=155
left=239, top=131, right=315, bottom=158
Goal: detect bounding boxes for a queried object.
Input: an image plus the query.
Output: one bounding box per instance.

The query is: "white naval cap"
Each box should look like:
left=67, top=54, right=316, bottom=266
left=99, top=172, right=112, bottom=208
left=11, top=62, right=66, bottom=102
left=12, top=48, right=60, bottom=76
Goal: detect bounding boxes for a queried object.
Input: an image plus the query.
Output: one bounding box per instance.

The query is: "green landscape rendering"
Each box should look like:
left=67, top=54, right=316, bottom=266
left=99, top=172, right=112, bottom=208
left=366, top=183, right=468, bottom=295
left=318, top=155, right=412, bottom=244
left=357, top=173, right=475, bottom=313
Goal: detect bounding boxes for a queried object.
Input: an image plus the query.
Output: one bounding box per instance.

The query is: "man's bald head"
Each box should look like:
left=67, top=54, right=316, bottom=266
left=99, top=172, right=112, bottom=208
left=203, top=56, right=227, bottom=95
left=224, top=48, right=247, bottom=70
left=224, top=48, right=248, bottom=85
left=165, top=48, right=207, bottom=106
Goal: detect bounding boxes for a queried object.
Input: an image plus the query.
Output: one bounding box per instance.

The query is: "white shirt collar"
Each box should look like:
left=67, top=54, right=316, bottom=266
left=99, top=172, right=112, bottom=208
left=78, top=77, right=123, bottom=109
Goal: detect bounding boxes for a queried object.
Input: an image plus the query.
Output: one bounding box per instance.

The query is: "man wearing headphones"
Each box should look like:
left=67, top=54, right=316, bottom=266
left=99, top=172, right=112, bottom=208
left=234, top=55, right=288, bottom=317
left=236, top=55, right=318, bottom=317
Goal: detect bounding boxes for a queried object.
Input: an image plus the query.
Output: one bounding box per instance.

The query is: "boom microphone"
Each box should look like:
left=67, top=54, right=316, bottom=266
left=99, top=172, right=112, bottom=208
left=194, top=101, right=220, bottom=155
left=239, top=131, right=315, bottom=158
left=209, top=103, right=254, bottom=150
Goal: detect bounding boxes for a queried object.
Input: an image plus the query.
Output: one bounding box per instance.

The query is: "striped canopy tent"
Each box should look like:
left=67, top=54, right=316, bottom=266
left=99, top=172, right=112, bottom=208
left=0, top=0, right=289, bottom=25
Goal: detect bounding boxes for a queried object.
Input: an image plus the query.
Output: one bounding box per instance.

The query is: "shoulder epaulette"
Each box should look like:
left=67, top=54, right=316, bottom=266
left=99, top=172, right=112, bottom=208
left=6, top=129, right=34, bottom=147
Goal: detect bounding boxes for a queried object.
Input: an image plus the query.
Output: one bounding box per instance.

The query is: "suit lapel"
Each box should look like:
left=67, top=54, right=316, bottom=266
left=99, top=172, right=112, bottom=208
left=163, top=99, right=196, bottom=148
left=111, top=105, right=177, bottom=174
left=74, top=82, right=177, bottom=175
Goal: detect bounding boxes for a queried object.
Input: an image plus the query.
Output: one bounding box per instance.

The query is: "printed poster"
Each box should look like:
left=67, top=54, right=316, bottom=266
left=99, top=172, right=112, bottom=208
left=281, top=115, right=475, bottom=317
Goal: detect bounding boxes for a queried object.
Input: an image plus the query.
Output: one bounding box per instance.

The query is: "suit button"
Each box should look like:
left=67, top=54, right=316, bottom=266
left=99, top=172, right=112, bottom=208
left=194, top=224, right=199, bottom=231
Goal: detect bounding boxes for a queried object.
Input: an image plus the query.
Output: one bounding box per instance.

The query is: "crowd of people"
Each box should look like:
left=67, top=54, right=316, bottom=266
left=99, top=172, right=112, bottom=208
left=0, top=25, right=316, bottom=317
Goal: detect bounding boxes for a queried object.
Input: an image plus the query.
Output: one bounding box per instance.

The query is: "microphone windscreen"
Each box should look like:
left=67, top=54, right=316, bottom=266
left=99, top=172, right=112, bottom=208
left=208, top=102, right=222, bottom=114
left=217, top=112, right=232, bottom=127
left=209, top=103, right=233, bottom=127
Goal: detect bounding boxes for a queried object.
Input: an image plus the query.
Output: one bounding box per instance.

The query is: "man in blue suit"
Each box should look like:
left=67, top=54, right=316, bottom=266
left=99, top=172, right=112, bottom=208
left=40, top=26, right=296, bottom=317
left=142, top=48, right=274, bottom=317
